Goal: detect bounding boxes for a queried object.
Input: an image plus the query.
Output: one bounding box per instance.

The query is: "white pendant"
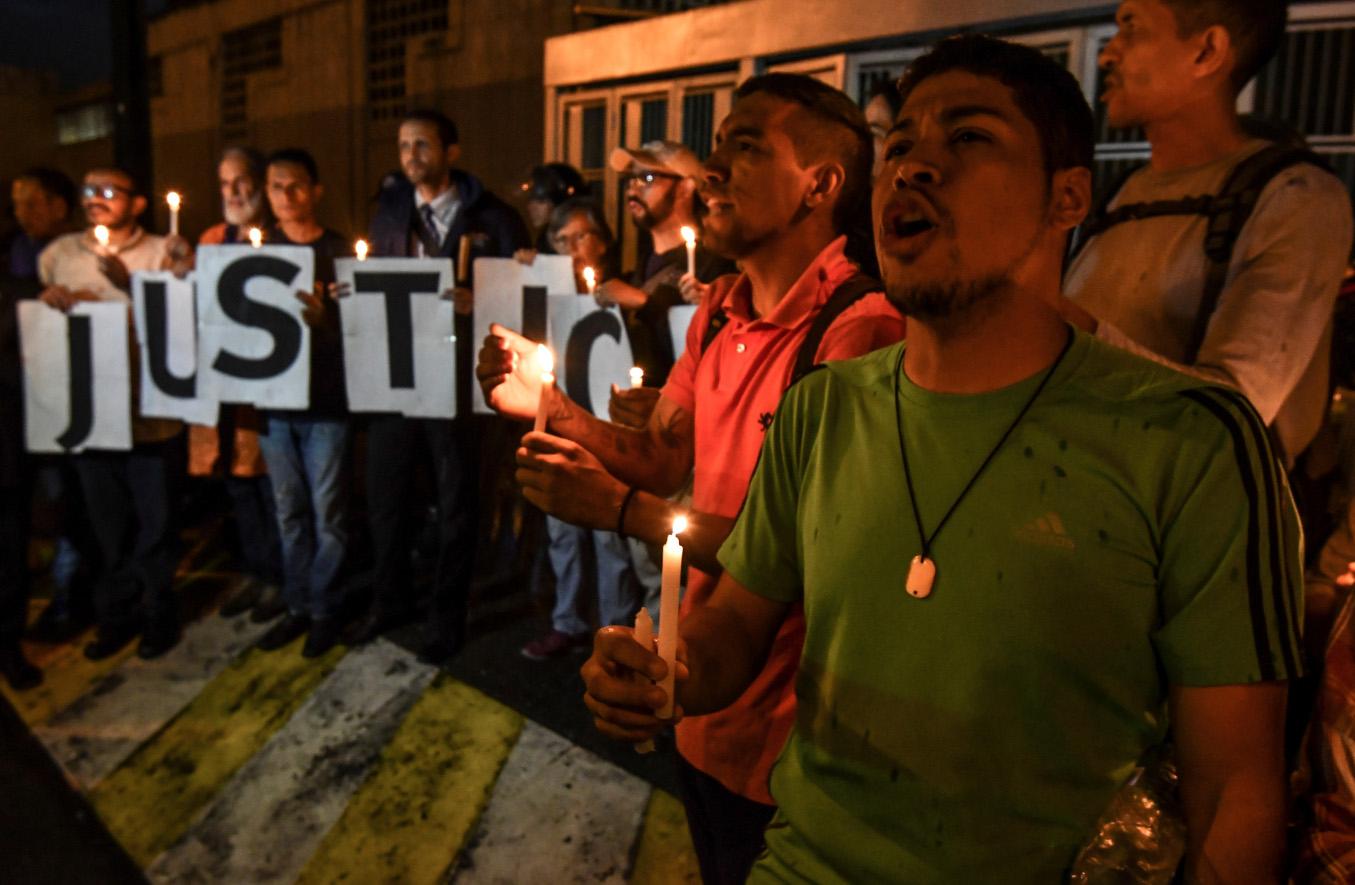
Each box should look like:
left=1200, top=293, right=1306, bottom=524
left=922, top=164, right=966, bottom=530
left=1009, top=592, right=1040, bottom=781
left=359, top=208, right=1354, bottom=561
left=906, top=555, right=935, bottom=599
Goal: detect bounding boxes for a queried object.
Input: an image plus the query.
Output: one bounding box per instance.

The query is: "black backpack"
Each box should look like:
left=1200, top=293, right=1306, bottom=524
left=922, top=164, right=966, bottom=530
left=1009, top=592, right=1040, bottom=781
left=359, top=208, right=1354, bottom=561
left=699, top=273, right=882, bottom=388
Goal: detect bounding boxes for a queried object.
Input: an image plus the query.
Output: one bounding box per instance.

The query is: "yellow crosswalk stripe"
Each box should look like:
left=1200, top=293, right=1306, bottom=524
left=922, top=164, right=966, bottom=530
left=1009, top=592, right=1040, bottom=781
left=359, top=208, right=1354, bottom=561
left=89, top=637, right=344, bottom=866
left=295, top=674, right=524, bottom=885
left=3, top=628, right=137, bottom=728
left=631, top=788, right=702, bottom=885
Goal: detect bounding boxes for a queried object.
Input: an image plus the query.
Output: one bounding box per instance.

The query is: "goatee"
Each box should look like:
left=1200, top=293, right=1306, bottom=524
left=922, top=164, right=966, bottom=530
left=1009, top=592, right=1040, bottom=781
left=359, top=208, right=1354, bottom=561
left=886, top=274, right=1008, bottom=320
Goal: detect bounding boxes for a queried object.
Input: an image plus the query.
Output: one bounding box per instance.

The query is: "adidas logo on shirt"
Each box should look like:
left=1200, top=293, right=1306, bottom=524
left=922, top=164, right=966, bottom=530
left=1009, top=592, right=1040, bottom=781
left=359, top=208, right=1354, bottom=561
left=1014, top=511, right=1077, bottom=551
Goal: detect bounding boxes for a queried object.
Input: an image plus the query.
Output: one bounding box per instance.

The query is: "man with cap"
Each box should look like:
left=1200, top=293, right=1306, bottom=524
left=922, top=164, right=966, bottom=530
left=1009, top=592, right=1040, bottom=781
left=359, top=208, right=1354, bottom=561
left=597, top=141, right=735, bottom=388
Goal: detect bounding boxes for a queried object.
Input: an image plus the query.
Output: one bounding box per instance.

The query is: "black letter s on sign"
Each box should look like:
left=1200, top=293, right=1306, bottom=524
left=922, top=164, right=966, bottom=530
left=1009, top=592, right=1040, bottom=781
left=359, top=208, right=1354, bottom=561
left=212, top=255, right=304, bottom=380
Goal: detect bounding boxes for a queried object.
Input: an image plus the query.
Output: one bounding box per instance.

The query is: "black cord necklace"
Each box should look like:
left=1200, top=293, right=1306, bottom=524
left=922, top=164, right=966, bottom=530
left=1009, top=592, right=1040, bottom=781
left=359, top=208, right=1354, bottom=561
left=893, top=330, right=1074, bottom=599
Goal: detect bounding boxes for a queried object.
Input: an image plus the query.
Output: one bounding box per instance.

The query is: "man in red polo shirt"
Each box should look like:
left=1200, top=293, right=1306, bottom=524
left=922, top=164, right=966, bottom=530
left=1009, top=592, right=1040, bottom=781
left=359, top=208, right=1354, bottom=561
left=478, top=73, right=905, bottom=883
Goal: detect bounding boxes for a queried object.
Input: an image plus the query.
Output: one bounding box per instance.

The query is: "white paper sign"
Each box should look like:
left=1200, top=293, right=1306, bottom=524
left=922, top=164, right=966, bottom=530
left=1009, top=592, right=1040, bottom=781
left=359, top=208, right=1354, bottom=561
left=196, top=244, right=313, bottom=409
left=336, top=257, right=456, bottom=418
left=471, top=255, right=576, bottom=413
left=668, top=304, right=698, bottom=364
left=19, top=300, right=132, bottom=453
left=548, top=295, right=635, bottom=421
left=132, top=271, right=217, bottom=425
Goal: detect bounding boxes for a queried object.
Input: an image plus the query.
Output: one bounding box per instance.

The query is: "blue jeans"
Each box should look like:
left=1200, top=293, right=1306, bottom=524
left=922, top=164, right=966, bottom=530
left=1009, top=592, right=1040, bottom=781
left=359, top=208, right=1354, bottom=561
left=546, top=516, right=648, bottom=635
left=257, top=415, right=351, bottom=621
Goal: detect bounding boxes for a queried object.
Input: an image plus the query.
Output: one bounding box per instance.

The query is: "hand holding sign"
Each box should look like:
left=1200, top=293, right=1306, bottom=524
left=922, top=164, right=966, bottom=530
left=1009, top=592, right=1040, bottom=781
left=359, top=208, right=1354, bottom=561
left=477, top=323, right=544, bottom=421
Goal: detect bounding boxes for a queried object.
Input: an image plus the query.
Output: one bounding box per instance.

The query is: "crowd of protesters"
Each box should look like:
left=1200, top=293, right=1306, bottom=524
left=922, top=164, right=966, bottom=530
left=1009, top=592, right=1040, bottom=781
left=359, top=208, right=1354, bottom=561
left=6, top=0, right=1355, bottom=880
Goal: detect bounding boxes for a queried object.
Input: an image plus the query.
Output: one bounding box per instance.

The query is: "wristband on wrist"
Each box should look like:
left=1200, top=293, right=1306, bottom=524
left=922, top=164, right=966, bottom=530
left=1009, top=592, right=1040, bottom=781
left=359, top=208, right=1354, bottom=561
left=617, top=486, right=639, bottom=539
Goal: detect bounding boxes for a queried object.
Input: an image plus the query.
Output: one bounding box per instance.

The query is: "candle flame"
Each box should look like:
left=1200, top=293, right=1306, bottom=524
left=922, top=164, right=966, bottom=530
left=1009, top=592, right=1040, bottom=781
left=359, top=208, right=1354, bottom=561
left=248, top=227, right=263, bottom=248
left=582, top=266, right=596, bottom=287
left=355, top=239, right=369, bottom=261
left=165, top=191, right=181, bottom=210
left=535, top=343, right=554, bottom=377
left=93, top=225, right=109, bottom=247
left=680, top=225, right=697, bottom=246
left=629, top=366, right=644, bottom=386
left=672, top=515, right=688, bottom=535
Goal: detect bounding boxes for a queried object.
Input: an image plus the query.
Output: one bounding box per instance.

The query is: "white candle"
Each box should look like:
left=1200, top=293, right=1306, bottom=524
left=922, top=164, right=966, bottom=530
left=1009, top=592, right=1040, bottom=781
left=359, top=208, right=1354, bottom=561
left=355, top=239, right=369, bottom=261
left=633, top=607, right=656, bottom=755
left=93, top=224, right=110, bottom=252
left=629, top=366, right=644, bottom=389
left=680, top=225, right=697, bottom=278
left=583, top=265, right=596, bottom=296
left=248, top=226, right=263, bottom=248
left=166, top=191, right=181, bottom=237
left=533, top=344, right=554, bottom=433
left=657, top=514, right=686, bottom=719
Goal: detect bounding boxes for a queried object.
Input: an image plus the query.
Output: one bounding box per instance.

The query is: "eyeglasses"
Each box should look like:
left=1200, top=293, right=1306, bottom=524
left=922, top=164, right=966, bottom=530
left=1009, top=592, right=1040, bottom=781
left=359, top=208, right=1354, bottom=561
left=621, top=171, right=681, bottom=189
left=551, top=229, right=604, bottom=251
left=82, top=184, right=132, bottom=200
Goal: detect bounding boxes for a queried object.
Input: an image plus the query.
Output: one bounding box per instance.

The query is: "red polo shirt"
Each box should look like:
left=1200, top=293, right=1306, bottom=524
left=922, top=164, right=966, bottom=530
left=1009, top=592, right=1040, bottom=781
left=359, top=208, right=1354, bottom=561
left=661, top=236, right=906, bottom=804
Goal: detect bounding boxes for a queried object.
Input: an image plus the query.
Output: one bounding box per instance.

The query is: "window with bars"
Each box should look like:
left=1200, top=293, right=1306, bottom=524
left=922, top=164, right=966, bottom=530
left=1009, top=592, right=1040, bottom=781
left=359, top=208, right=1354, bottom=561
left=366, top=0, right=449, bottom=122
left=682, top=92, right=715, bottom=159
left=581, top=105, right=607, bottom=170
left=639, top=98, right=668, bottom=143
left=220, top=18, right=281, bottom=143
left=56, top=102, right=114, bottom=146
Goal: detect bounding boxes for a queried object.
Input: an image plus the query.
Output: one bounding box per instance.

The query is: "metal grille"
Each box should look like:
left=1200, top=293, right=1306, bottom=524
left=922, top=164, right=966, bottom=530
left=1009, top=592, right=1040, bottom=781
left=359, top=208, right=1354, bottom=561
left=682, top=92, right=715, bottom=160
left=56, top=102, right=114, bottom=146
left=581, top=105, right=607, bottom=170
left=856, top=63, right=908, bottom=107
left=366, top=0, right=449, bottom=122
left=640, top=98, right=668, bottom=143
left=220, top=18, right=281, bottom=143
left=1254, top=26, right=1355, bottom=138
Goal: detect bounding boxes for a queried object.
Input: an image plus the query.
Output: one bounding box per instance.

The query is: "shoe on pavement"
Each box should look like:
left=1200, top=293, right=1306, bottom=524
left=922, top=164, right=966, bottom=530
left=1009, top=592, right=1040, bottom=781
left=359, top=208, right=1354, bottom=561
left=345, top=608, right=414, bottom=646
left=256, top=612, right=309, bottom=651
left=302, top=617, right=342, bottom=659
left=84, top=624, right=140, bottom=661
left=219, top=578, right=260, bottom=618
left=27, top=602, right=95, bottom=644
left=137, top=618, right=181, bottom=660
left=418, top=625, right=465, bottom=666
left=0, top=649, right=42, bottom=691
left=249, top=584, right=287, bottom=623
left=519, top=629, right=590, bottom=662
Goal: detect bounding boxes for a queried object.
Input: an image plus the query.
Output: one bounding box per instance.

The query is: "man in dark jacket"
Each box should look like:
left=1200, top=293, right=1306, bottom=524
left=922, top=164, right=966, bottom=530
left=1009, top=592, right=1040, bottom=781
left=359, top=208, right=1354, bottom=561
left=0, top=276, right=41, bottom=688
left=353, top=108, right=529, bottom=662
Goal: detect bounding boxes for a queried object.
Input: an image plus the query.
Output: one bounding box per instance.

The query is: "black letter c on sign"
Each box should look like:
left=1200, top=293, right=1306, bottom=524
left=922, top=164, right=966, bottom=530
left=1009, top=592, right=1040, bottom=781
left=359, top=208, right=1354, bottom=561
left=212, top=255, right=304, bottom=380
left=564, top=309, right=623, bottom=416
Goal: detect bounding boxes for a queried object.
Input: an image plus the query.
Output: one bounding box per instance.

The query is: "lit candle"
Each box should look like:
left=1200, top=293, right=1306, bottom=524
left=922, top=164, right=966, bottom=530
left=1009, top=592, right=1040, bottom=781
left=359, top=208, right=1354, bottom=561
left=680, top=225, right=697, bottom=278
left=657, top=515, right=686, bottom=719
left=355, top=239, right=369, bottom=261
left=456, top=234, right=471, bottom=285
left=633, top=607, right=656, bottom=755
left=533, top=344, right=554, bottom=433
left=629, top=366, right=644, bottom=389
left=165, top=191, right=181, bottom=237
left=93, top=224, right=110, bottom=252
left=248, top=226, right=263, bottom=248
left=583, top=265, right=596, bottom=296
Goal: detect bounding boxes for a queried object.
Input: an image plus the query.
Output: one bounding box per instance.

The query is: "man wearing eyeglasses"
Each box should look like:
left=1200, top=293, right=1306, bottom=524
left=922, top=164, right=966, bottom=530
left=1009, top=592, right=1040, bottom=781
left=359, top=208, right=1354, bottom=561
left=599, top=141, right=735, bottom=388
left=36, top=167, right=186, bottom=662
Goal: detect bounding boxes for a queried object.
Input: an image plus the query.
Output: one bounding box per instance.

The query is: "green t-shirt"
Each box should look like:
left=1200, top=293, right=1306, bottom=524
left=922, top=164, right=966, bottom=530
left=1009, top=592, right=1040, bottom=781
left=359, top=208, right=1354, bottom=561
left=720, top=330, right=1303, bottom=884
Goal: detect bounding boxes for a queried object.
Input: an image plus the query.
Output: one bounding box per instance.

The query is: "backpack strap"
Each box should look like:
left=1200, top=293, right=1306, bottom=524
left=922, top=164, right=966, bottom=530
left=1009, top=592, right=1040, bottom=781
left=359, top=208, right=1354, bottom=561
left=789, top=274, right=882, bottom=387
left=699, top=307, right=730, bottom=356
left=1183, top=145, right=1326, bottom=361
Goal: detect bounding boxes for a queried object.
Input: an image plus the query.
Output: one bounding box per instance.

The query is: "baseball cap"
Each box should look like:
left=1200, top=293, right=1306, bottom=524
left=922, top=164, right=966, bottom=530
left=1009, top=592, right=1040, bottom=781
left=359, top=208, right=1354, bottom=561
left=609, top=140, right=702, bottom=179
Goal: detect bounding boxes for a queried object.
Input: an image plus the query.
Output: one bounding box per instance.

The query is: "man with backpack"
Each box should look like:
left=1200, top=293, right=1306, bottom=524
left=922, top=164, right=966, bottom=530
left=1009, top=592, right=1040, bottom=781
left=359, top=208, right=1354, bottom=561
left=1062, top=0, right=1352, bottom=473
left=477, top=73, right=904, bottom=884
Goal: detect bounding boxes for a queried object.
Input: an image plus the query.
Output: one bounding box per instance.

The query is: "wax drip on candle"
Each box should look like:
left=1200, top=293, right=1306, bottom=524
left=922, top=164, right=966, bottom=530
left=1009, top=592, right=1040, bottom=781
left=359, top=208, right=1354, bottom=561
left=355, top=239, right=369, bottom=261
left=657, top=514, right=686, bottom=719
left=248, top=227, right=263, bottom=248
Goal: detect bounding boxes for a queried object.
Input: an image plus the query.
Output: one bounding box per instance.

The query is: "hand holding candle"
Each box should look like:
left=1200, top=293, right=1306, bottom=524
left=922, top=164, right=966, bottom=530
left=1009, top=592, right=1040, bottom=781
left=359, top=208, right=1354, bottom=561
left=533, top=344, right=555, bottom=433
left=248, top=226, right=263, bottom=248
left=681, top=225, right=697, bottom=278
left=633, top=607, right=656, bottom=755
left=355, top=239, right=369, bottom=261
left=165, top=191, right=181, bottom=237
left=657, top=515, right=686, bottom=719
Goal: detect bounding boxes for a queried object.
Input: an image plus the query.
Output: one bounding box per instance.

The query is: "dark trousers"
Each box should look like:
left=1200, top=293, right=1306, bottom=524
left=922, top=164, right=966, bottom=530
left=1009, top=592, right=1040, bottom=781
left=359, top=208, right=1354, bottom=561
left=224, top=474, right=282, bottom=585
left=365, top=414, right=479, bottom=640
left=0, top=476, right=30, bottom=651
left=74, top=439, right=182, bottom=634
left=676, top=753, right=776, bottom=885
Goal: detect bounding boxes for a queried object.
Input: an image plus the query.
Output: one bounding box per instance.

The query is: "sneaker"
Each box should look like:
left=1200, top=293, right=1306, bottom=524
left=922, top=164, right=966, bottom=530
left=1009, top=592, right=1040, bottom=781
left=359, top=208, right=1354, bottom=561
left=249, top=584, right=287, bottom=623
left=519, top=629, right=590, bottom=662
left=219, top=578, right=259, bottom=618
left=83, top=623, right=140, bottom=661
left=256, top=612, right=309, bottom=651
left=137, top=617, right=181, bottom=660
left=302, top=617, right=342, bottom=659
left=0, top=649, right=42, bottom=691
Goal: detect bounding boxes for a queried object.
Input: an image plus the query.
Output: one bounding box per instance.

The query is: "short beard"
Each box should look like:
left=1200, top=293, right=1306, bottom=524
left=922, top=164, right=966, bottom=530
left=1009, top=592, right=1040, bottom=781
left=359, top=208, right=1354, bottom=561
left=223, top=191, right=264, bottom=226
left=886, top=274, right=1008, bottom=321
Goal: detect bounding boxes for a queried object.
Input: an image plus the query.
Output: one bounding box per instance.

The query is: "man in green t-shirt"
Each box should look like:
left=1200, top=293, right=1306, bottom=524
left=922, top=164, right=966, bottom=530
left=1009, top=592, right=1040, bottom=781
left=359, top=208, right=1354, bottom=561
left=582, top=35, right=1302, bottom=882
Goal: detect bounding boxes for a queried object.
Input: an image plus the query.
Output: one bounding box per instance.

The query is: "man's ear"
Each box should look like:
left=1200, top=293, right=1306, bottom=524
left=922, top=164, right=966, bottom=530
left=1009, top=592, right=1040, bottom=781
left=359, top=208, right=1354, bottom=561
left=314, top=183, right=326, bottom=204
left=131, top=194, right=148, bottom=219
left=1048, top=166, right=1092, bottom=233
left=804, top=162, right=846, bottom=213
left=445, top=143, right=462, bottom=168
left=1192, top=24, right=1234, bottom=84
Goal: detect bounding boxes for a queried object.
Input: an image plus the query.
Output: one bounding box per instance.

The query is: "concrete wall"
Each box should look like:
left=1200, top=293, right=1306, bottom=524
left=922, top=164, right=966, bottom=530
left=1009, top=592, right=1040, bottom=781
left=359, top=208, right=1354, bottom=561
left=147, top=0, right=574, bottom=243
